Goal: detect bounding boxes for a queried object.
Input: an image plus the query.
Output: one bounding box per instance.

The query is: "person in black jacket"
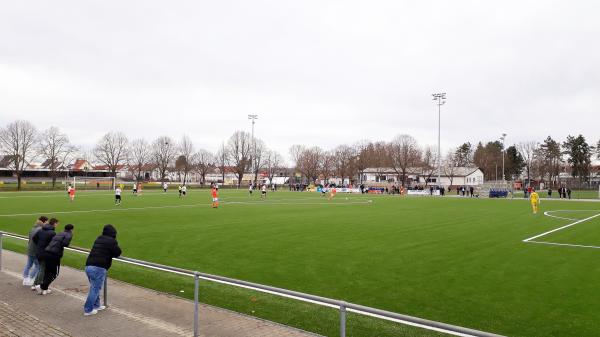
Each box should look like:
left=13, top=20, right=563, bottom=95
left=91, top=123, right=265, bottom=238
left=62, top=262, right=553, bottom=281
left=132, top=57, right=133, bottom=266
left=39, top=224, right=74, bottom=295
left=31, top=218, right=59, bottom=291
left=83, top=224, right=122, bottom=316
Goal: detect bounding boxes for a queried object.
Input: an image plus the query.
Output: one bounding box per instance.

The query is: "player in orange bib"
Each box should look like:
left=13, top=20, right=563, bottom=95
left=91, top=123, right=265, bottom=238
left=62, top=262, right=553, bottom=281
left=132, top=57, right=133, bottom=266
left=211, top=187, right=219, bottom=208
left=68, top=186, right=76, bottom=202
left=328, top=187, right=337, bottom=201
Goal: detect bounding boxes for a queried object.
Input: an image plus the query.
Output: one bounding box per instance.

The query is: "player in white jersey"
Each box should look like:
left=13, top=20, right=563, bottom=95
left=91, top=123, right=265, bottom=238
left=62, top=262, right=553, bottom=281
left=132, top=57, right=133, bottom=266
left=182, top=185, right=187, bottom=197
left=261, top=184, right=267, bottom=198
left=115, top=187, right=122, bottom=206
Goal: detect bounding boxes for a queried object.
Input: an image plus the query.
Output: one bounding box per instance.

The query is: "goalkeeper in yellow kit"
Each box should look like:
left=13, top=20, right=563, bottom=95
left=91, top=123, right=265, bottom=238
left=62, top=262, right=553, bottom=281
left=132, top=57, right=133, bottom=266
left=529, top=188, right=540, bottom=214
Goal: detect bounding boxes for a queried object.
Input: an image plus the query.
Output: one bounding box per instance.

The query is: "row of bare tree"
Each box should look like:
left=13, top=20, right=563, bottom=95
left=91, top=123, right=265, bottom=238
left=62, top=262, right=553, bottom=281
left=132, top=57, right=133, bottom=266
left=290, top=135, right=451, bottom=187
left=86, top=130, right=286, bottom=188
left=0, top=120, right=286, bottom=189
left=1, top=120, right=598, bottom=190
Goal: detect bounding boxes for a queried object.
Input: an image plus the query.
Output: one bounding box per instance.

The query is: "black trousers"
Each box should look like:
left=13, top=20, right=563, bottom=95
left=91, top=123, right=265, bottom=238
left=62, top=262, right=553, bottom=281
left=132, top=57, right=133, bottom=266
left=41, top=257, right=60, bottom=290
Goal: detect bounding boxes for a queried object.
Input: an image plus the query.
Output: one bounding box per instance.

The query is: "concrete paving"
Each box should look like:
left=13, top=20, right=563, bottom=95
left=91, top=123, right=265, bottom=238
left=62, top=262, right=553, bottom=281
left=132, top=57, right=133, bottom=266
left=0, top=250, right=321, bottom=337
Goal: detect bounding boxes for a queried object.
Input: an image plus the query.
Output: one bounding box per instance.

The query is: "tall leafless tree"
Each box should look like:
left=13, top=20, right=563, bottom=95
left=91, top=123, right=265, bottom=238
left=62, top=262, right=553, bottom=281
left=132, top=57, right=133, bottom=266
left=443, top=150, right=459, bottom=187
left=38, top=126, right=77, bottom=189
left=226, top=131, right=252, bottom=187
left=94, top=132, right=128, bottom=186
left=319, top=151, right=336, bottom=185
left=0, top=120, right=38, bottom=190
left=420, top=146, right=437, bottom=186
left=353, top=140, right=371, bottom=183
left=215, top=142, right=228, bottom=184
left=251, top=138, right=266, bottom=185
left=289, top=144, right=306, bottom=185
left=388, top=134, right=421, bottom=187
left=296, top=146, right=323, bottom=184
left=518, top=141, right=538, bottom=187
left=334, top=144, right=357, bottom=185
left=192, top=149, right=214, bottom=185
left=151, top=136, right=177, bottom=183
left=264, top=149, right=284, bottom=186
left=128, top=139, right=150, bottom=182
left=176, top=135, right=194, bottom=184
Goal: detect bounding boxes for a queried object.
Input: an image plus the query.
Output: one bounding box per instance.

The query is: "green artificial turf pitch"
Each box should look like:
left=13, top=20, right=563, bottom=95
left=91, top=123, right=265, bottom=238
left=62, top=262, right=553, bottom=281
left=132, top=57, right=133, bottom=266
left=1, top=189, right=600, bottom=337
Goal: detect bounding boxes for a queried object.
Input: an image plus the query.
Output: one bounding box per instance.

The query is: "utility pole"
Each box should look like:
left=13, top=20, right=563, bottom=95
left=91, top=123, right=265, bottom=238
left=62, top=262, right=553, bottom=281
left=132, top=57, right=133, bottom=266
left=432, top=93, right=446, bottom=189
left=248, top=114, right=258, bottom=185
left=500, top=133, right=507, bottom=184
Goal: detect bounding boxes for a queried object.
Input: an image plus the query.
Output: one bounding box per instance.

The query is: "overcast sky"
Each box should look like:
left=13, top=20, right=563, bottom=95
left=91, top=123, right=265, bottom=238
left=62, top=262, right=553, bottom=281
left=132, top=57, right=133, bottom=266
left=1, top=1, right=599, bottom=163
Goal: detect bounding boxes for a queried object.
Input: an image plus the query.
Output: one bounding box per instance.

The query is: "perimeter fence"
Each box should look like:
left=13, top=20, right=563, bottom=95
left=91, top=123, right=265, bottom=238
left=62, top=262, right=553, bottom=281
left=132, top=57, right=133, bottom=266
left=0, top=231, right=504, bottom=337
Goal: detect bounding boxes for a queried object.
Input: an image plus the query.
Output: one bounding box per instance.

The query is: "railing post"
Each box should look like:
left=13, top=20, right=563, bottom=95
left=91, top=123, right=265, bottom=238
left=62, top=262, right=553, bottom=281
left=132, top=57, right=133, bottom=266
left=340, top=301, right=346, bottom=337
left=194, top=271, right=200, bottom=337
left=103, top=273, right=108, bottom=307
left=0, top=232, right=3, bottom=271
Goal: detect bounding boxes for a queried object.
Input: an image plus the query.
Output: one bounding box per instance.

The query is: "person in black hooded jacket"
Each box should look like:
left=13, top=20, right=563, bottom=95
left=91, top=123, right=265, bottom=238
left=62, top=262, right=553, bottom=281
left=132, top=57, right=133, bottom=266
left=83, top=224, right=121, bottom=316
left=31, top=218, right=59, bottom=290
left=39, top=224, right=74, bottom=295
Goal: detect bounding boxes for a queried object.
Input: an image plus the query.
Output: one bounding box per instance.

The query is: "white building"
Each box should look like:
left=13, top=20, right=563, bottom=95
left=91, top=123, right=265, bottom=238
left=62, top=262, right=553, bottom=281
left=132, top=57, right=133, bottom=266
left=362, top=167, right=484, bottom=187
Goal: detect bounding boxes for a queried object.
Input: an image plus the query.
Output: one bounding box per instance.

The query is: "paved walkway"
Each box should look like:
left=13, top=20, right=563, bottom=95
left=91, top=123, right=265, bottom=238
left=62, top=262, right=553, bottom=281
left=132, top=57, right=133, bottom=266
left=0, top=250, right=320, bottom=337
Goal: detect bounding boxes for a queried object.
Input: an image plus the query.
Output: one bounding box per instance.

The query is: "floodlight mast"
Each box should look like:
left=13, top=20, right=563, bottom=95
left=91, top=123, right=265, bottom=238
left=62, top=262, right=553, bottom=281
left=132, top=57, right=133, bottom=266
left=500, top=133, right=507, bottom=184
left=248, top=114, right=258, bottom=185
left=432, top=93, right=446, bottom=190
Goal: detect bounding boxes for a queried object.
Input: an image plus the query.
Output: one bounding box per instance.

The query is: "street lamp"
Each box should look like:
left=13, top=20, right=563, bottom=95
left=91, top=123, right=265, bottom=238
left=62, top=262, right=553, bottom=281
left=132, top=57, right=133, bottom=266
left=432, top=93, right=446, bottom=189
left=248, top=114, right=258, bottom=185
left=500, top=133, right=507, bottom=184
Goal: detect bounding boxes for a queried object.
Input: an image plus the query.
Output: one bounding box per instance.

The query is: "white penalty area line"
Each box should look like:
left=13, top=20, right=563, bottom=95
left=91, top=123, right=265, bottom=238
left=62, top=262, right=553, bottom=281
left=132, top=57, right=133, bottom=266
left=522, top=212, right=600, bottom=250
left=541, top=210, right=599, bottom=222
left=524, top=240, right=600, bottom=250
left=0, top=199, right=373, bottom=217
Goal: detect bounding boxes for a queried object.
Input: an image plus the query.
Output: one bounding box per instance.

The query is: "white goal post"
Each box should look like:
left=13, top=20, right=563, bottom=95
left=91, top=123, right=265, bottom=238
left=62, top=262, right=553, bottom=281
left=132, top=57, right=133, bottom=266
left=70, top=176, right=116, bottom=190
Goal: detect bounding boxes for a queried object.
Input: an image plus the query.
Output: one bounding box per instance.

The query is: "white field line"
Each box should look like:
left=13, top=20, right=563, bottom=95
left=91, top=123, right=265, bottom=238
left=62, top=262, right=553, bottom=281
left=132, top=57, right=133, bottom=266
left=523, top=213, right=600, bottom=242
left=543, top=211, right=578, bottom=221
left=0, top=199, right=373, bottom=217
left=525, top=240, right=600, bottom=250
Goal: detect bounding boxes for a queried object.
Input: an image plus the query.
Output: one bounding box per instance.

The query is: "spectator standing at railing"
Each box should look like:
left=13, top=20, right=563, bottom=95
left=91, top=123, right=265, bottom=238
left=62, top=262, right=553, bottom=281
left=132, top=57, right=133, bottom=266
left=22, top=216, right=48, bottom=287
left=84, top=224, right=122, bottom=316
left=32, top=218, right=59, bottom=292
left=39, top=224, right=74, bottom=295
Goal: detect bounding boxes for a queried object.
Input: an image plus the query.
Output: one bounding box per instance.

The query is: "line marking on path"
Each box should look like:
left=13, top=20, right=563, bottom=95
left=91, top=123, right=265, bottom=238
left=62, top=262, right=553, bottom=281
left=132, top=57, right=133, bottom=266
left=1, top=270, right=192, bottom=336
left=0, top=199, right=373, bottom=217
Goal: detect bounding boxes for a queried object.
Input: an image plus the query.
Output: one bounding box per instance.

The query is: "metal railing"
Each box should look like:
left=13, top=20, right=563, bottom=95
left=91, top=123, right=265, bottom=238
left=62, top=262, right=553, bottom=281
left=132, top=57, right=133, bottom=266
left=0, top=231, right=504, bottom=337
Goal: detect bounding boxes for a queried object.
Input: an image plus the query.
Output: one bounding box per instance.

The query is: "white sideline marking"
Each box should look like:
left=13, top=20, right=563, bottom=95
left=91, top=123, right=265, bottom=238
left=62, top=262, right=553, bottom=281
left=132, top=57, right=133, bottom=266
left=523, top=213, right=600, bottom=242
left=0, top=199, right=372, bottom=217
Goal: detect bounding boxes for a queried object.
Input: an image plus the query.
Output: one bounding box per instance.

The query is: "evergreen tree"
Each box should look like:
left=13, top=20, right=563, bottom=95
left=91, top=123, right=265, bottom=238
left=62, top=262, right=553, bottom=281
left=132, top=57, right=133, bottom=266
left=505, top=145, right=524, bottom=180
left=562, top=135, right=592, bottom=183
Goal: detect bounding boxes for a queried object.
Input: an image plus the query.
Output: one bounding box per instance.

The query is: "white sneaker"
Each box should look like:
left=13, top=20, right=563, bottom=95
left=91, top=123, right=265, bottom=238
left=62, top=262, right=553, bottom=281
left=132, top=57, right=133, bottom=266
left=31, top=285, right=37, bottom=291
left=35, top=285, right=42, bottom=294
left=22, top=277, right=30, bottom=286
left=95, top=305, right=106, bottom=311
left=40, top=290, right=51, bottom=295
left=84, top=309, right=98, bottom=316
left=25, top=278, right=34, bottom=286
